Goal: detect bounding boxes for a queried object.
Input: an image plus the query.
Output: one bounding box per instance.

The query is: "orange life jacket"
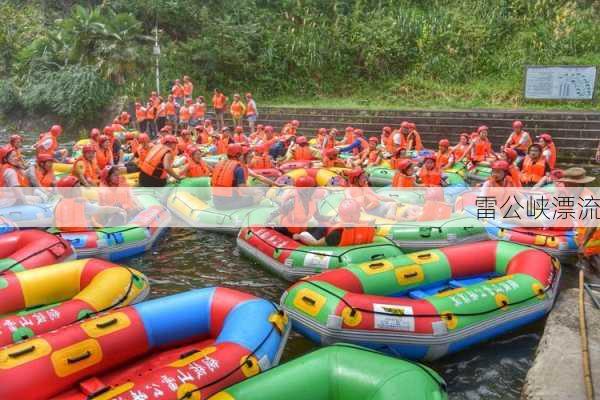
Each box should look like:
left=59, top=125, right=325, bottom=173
left=472, top=139, right=491, bottom=162
left=294, top=146, right=314, bottom=161
left=452, top=144, right=469, bottom=161
left=193, top=103, right=205, bottom=119
left=99, top=184, right=136, bottom=210
left=212, top=160, right=247, bottom=197
left=343, top=132, right=355, bottom=145
left=486, top=175, right=515, bottom=188
left=165, top=101, right=177, bottom=116
left=137, top=145, right=150, bottom=164
left=407, top=131, right=423, bottom=151
left=579, top=227, right=600, bottom=257
left=508, top=165, right=522, bottom=188
left=183, top=82, right=193, bottom=97
left=249, top=155, right=273, bottom=169
left=179, top=106, right=191, bottom=122
left=230, top=101, right=244, bottom=117
left=392, top=172, right=415, bottom=188
left=96, top=147, right=113, bottom=170
left=72, top=157, right=99, bottom=185
left=172, top=84, right=184, bottom=98
left=139, top=144, right=172, bottom=179
left=367, top=149, right=380, bottom=165
left=382, top=135, right=395, bottom=153
left=280, top=192, right=317, bottom=234
left=419, top=167, right=442, bottom=187
left=436, top=151, right=451, bottom=169
left=510, top=131, right=532, bottom=152
left=0, top=164, right=29, bottom=187
left=54, top=198, right=91, bottom=232
left=216, top=136, right=231, bottom=155
left=35, top=165, right=54, bottom=187
left=36, top=133, right=58, bottom=157
left=545, top=143, right=557, bottom=169
left=326, top=225, right=375, bottom=246
left=352, top=137, right=369, bottom=156
left=146, top=105, right=156, bottom=120
left=213, top=94, right=226, bottom=109
left=177, top=137, right=192, bottom=155
left=157, top=103, right=166, bottom=117
left=119, top=114, right=130, bottom=125
left=520, top=156, right=546, bottom=185
left=135, top=107, right=147, bottom=122
left=185, top=158, right=210, bottom=177
left=246, top=101, right=257, bottom=116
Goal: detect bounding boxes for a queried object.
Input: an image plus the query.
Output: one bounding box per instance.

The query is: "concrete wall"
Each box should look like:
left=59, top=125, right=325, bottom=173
left=253, top=107, right=600, bottom=166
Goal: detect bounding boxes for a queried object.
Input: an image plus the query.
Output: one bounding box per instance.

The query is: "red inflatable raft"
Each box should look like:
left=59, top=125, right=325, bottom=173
left=0, top=230, right=73, bottom=274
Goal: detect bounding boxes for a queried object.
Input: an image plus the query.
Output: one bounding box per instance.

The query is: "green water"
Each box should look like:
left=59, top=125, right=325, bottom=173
left=127, top=228, right=543, bottom=400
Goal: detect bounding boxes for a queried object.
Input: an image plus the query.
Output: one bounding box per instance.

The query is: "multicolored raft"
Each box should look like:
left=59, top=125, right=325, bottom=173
left=237, top=227, right=403, bottom=281
left=0, top=230, right=73, bottom=274
left=281, top=240, right=560, bottom=360
left=0, top=258, right=148, bottom=346
left=212, top=344, right=448, bottom=400
left=0, top=287, right=289, bottom=400
left=51, top=195, right=171, bottom=261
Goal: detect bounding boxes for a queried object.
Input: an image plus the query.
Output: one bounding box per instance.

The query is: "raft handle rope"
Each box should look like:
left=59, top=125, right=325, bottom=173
left=0, top=238, right=70, bottom=274
left=297, top=260, right=559, bottom=320
left=176, top=302, right=283, bottom=400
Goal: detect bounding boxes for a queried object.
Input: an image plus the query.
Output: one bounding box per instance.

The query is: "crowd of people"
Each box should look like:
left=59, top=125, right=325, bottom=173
left=0, top=76, right=598, bottom=252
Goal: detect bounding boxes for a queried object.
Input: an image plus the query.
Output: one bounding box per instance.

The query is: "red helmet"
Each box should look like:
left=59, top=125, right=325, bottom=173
left=227, top=143, right=243, bottom=157
left=160, top=126, right=172, bottom=133
left=57, top=176, right=79, bottom=187
left=368, top=136, right=379, bottom=143
left=264, top=125, right=274, bottom=133
left=163, top=134, right=178, bottom=145
left=50, top=125, right=62, bottom=136
left=291, top=120, right=300, bottom=127
left=234, top=126, right=243, bottom=133
left=90, top=128, right=101, bottom=140
left=503, top=148, right=517, bottom=162
left=354, top=129, right=364, bottom=136
left=338, top=199, right=361, bottom=223
left=36, top=154, right=55, bottom=164
left=325, top=148, right=339, bottom=158
left=439, top=139, right=450, bottom=147
left=382, top=126, right=392, bottom=134
left=295, top=136, right=308, bottom=145
left=400, top=121, right=410, bottom=129
left=408, top=122, right=416, bottom=129
left=538, top=133, right=553, bottom=143
left=345, top=126, right=354, bottom=132
left=82, top=144, right=96, bottom=154
left=492, top=160, right=509, bottom=171
left=396, top=159, right=412, bottom=171
left=120, top=111, right=128, bottom=117
left=187, top=145, right=200, bottom=155
left=98, top=135, right=110, bottom=145
left=253, top=144, right=267, bottom=154
left=194, top=125, right=203, bottom=131
left=423, top=154, right=436, bottom=162
left=9, top=134, right=21, bottom=145
left=477, top=125, right=488, bottom=133
left=295, top=175, right=316, bottom=187
left=181, top=129, right=191, bottom=136
left=103, top=126, right=114, bottom=137
left=137, top=133, right=150, bottom=144
left=512, top=120, right=523, bottom=129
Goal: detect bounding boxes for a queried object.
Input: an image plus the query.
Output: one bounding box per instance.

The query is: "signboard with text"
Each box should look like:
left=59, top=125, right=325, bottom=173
left=524, top=66, right=597, bottom=100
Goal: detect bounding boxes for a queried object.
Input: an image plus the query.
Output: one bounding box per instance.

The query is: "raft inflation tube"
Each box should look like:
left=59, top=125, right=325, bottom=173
left=0, top=230, right=73, bottom=274
left=51, top=195, right=171, bottom=261
left=237, top=227, right=403, bottom=281
left=0, top=258, right=149, bottom=347
left=282, top=240, right=560, bottom=360
left=0, top=202, right=56, bottom=227
left=212, top=344, right=448, bottom=400
left=0, top=216, right=17, bottom=234
left=0, top=287, right=290, bottom=400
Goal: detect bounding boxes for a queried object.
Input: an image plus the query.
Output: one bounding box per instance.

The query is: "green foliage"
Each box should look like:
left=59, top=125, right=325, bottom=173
left=0, top=80, right=22, bottom=115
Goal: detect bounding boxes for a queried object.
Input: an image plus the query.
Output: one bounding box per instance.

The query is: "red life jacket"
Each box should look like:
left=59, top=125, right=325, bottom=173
left=325, top=225, right=375, bottom=246
left=520, top=156, right=546, bottom=185
left=280, top=192, right=317, bottom=234
left=392, top=172, right=415, bottom=188
left=212, top=160, right=248, bottom=197
left=139, top=144, right=172, bottom=179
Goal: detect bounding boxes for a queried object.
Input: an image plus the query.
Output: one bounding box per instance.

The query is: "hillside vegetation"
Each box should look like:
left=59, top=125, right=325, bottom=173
left=1, top=0, right=599, bottom=123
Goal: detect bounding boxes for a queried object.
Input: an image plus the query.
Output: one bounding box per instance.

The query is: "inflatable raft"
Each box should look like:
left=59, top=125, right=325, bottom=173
left=168, top=190, right=275, bottom=234
left=0, top=230, right=73, bottom=274
left=0, top=258, right=148, bottom=347
left=281, top=240, right=560, bottom=360
left=51, top=195, right=171, bottom=261
left=0, top=201, right=56, bottom=227
left=212, top=344, right=447, bottom=400
left=237, top=227, right=403, bottom=281
left=277, top=168, right=347, bottom=186
left=0, top=287, right=290, bottom=400
left=0, top=216, right=17, bottom=234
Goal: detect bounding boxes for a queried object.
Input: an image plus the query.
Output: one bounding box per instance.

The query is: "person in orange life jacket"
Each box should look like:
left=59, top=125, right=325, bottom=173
left=111, top=118, right=125, bottom=133
left=388, top=146, right=409, bottom=169
left=272, top=175, right=330, bottom=242
left=190, top=96, right=206, bottom=128
left=336, top=126, right=355, bottom=146
left=88, top=128, right=101, bottom=151
left=233, top=126, right=248, bottom=144
left=194, top=125, right=211, bottom=146
left=119, top=111, right=131, bottom=128
left=337, top=129, right=368, bottom=158
left=482, top=160, right=514, bottom=189
left=284, top=120, right=300, bottom=137
left=249, top=124, right=265, bottom=143
left=471, top=126, right=495, bottom=164
left=451, top=133, right=471, bottom=163
left=436, top=139, right=453, bottom=169
left=132, top=133, right=152, bottom=166
left=179, top=98, right=193, bottom=131
left=248, top=144, right=274, bottom=169
left=138, top=134, right=183, bottom=187
left=155, top=96, right=167, bottom=133
left=314, top=128, right=327, bottom=149
left=171, top=78, right=185, bottom=106
left=95, top=135, right=114, bottom=170
left=165, top=95, right=179, bottom=134
left=183, top=75, right=193, bottom=101
left=212, top=89, right=228, bottom=132
left=72, top=144, right=101, bottom=187
left=134, top=102, right=148, bottom=133
left=322, top=148, right=348, bottom=168
left=505, top=120, right=532, bottom=157
left=212, top=143, right=279, bottom=210
left=35, top=124, right=62, bottom=157
left=103, top=126, right=124, bottom=165
left=537, top=133, right=557, bottom=169
left=0, top=147, right=30, bottom=187
left=177, top=129, right=193, bottom=155
left=297, top=198, right=376, bottom=247
left=498, top=147, right=522, bottom=187
left=215, top=127, right=234, bottom=155
left=25, top=153, right=55, bottom=188
left=283, top=136, right=322, bottom=162
left=406, top=122, right=423, bottom=151
left=99, top=165, right=140, bottom=218
left=145, top=100, right=158, bottom=138
left=380, top=126, right=395, bottom=154
left=203, top=119, right=215, bottom=137
left=180, top=146, right=212, bottom=178
left=245, top=92, right=258, bottom=133
left=392, top=121, right=410, bottom=149
left=418, top=155, right=442, bottom=187
left=392, top=158, right=418, bottom=187
left=54, top=175, right=127, bottom=231
left=361, top=137, right=382, bottom=167
left=8, top=134, right=26, bottom=168
left=517, top=144, right=551, bottom=187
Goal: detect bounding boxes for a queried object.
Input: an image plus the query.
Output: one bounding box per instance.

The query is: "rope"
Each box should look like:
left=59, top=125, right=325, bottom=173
left=298, top=260, right=559, bottom=319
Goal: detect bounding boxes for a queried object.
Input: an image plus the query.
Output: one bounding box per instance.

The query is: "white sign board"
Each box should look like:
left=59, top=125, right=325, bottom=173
left=524, top=66, right=597, bottom=100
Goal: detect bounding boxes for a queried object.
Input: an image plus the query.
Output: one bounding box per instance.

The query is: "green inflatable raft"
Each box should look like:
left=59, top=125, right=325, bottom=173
left=211, top=344, right=447, bottom=400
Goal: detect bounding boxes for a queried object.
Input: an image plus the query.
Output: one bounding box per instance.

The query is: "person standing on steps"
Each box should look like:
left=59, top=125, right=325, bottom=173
left=212, top=89, right=228, bottom=131
left=230, top=94, right=246, bottom=129
left=245, top=92, right=258, bottom=133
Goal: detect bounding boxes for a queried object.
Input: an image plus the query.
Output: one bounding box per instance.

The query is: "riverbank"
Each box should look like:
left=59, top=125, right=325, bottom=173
left=523, top=287, right=600, bottom=400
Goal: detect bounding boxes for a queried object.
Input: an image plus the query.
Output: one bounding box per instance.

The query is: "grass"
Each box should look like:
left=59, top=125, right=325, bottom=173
left=264, top=77, right=600, bottom=112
